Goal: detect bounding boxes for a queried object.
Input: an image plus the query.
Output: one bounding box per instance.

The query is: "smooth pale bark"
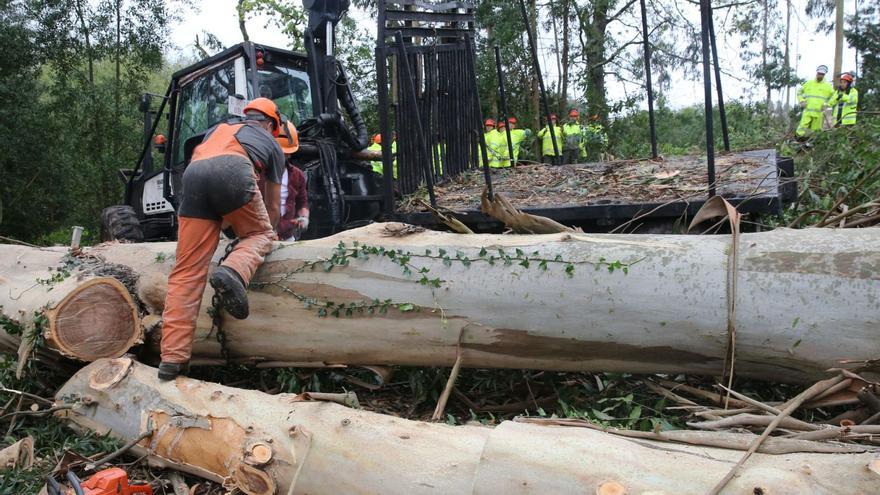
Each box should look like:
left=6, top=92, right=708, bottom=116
left=4, top=224, right=879, bottom=381
left=56, top=358, right=880, bottom=495
left=56, top=223, right=880, bottom=381
left=0, top=245, right=140, bottom=365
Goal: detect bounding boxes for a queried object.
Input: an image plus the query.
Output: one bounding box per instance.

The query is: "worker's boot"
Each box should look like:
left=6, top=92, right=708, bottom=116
left=157, top=362, right=189, bottom=381
left=209, top=265, right=249, bottom=319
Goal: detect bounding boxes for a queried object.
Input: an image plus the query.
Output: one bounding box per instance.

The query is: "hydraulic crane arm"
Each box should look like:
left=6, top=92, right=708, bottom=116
left=302, top=0, right=368, bottom=151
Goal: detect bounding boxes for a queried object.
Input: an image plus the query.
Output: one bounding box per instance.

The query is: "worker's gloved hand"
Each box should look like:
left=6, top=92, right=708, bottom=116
left=295, top=216, right=310, bottom=231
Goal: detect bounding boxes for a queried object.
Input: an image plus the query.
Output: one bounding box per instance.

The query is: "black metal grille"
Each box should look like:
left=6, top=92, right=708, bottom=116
left=376, top=0, right=491, bottom=208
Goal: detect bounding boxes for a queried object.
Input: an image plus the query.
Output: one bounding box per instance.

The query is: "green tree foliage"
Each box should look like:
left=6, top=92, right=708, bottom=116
left=608, top=100, right=789, bottom=158
left=0, top=0, right=177, bottom=244
left=847, top=3, right=879, bottom=110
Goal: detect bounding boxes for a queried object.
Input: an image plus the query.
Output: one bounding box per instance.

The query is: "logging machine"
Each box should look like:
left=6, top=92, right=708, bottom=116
left=102, top=0, right=380, bottom=242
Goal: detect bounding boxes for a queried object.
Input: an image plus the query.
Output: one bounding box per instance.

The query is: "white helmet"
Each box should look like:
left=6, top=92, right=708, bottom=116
left=816, top=65, right=829, bottom=74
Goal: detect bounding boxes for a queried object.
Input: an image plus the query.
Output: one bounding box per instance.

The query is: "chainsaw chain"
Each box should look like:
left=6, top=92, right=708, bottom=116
left=210, top=239, right=239, bottom=363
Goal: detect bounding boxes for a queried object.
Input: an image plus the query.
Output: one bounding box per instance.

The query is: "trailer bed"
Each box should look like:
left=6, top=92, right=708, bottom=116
left=397, top=149, right=794, bottom=232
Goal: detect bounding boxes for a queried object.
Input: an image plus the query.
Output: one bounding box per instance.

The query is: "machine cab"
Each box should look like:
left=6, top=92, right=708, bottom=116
left=130, top=43, right=314, bottom=239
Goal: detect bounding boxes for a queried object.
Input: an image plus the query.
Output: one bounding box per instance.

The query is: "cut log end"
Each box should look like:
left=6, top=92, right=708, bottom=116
left=596, top=481, right=627, bottom=495
left=89, top=357, right=133, bottom=391
left=233, top=463, right=275, bottom=495
left=47, top=278, right=140, bottom=361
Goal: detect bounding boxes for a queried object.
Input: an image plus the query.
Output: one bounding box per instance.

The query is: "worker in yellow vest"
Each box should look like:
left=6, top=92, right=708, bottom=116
left=536, top=114, right=562, bottom=165
left=561, top=109, right=584, bottom=165
left=830, top=72, right=858, bottom=127
left=796, top=65, right=834, bottom=138
left=495, top=117, right=532, bottom=167
left=482, top=118, right=504, bottom=168
left=368, top=133, right=397, bottom=178
left=367, top=134, right=383, bottom=174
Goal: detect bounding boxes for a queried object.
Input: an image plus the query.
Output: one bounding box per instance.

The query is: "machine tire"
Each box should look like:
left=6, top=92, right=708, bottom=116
left=101, top=205, right=144, bottom=243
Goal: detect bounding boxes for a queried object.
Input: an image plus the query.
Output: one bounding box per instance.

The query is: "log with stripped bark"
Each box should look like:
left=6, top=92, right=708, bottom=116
left=56, top=358, right=880, bottom=495
left=3, top=224, right=879, bottom=381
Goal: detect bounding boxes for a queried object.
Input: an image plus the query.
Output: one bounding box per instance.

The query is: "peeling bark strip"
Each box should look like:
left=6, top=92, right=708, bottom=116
left=0, top=245, right=141, bottom=366
left=4, top=224, right=880, bottom=381
left=56, top=359, right=880, bottom=494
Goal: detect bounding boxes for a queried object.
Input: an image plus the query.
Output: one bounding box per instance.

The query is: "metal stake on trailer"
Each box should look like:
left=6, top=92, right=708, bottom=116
left=639, top=0, right=659, bottom=159
left=700, top=0, right=717, bottom=197
left=707, top=1, right=730, bottom=152
left=517, top=0, right=560, bottom=163
left=394, top=31, right=437, bottom=207
left=467, top=37, right=495, bottom=201
left=494, top=46, right=516, bottom=169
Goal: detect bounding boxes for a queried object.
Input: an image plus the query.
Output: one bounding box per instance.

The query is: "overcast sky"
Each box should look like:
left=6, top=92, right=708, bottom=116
left=168, top=0, right=857, bottom=112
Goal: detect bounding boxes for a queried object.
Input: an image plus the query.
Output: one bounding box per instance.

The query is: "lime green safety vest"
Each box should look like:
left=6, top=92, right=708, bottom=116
left=368, top=142, right=397, bottom=178
left=562, top=122, right=583, bottom=152
left=830, top=87, right=858, bottom=126
left=536, top=124, right=563, bottom=156
left=797, top=79, right=834, bottom=113
left=483, top=130, right=505, bottom=168
left=496, top=128, right=533, bottom=166
left=367, top=143, right=383, bottom=174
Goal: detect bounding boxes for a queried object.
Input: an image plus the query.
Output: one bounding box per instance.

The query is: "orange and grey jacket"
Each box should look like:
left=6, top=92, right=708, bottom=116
left=191, top=121, right=285, bottom=184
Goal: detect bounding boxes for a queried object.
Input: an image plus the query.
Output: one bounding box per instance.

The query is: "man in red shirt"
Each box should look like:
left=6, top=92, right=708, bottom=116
left=159, top=98, right=285, bottom=380
left=274, top=123, right=310, bottom=240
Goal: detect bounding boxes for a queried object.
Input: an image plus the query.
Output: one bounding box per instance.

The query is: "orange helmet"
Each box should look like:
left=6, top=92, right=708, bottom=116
left=484, top=118, right=496, bottom=127
left=569, top=109, right=579, bottom=118
left=243, top=97, right=282, bottom=136
left=591, top=114, right=600, bottom=121
left=372, top=133, right=382, bottom=144
left=497, top=120, right=506, bottom=129
left=549, top=113, right=558, bottom=121
left=275, top=118, right=299, bottom=154
left=507, top=116, right=518, bottom=124
left=840, top=73, right=854, bottom=82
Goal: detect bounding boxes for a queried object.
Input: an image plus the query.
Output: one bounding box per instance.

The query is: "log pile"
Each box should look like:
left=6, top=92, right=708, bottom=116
left=54, top=358, right=880, bottom=495
left=1, top=222, right=879, bottom=493
left=1, top=223, right=877, bottom=381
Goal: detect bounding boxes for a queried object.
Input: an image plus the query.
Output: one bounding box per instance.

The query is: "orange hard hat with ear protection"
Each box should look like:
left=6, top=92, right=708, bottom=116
left=243, top=97, right=283, bottom=137
left=274, top=117, right=299, bottom=154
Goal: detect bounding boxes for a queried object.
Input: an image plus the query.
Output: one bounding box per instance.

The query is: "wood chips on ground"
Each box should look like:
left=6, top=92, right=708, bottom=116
left=399, top=152, right=776, bottom=213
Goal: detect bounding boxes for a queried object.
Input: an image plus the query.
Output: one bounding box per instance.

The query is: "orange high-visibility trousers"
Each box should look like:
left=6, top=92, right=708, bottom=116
left=160, top=163, right=276, bottom=364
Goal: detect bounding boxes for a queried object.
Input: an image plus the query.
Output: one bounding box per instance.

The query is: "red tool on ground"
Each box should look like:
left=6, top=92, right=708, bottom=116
left=47, top=467, right=153, bottom=495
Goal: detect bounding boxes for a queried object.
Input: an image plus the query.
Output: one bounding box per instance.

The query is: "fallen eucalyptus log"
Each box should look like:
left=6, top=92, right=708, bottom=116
left=56, top=359, right=880, bottom=495
left=4, top=224, right=879, bottom=381
left=0, top=245, right=140, bottom=367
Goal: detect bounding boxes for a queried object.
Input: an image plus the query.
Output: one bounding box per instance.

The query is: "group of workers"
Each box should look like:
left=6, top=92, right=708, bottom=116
left=157, top=97, right=308, bottom=381
left=366, top=108, right=608, bottom=177
left=796, top=64, right=859, bottom=138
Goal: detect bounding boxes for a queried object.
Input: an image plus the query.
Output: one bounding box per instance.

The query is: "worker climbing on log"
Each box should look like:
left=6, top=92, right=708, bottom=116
left=830, top=72, right=858, bottom=127
left=496, top=117, right=532, bottom=167
left=796, top=65, right=834, bottom=139
left=158, top=97, right=286, bottom=381
left=275, top=122, right=310, bottom=242
left=536, top=113, right=562, bottom=165
left=482, top=118, right=504, bottom=168
left=561, top=109, right=583, bottom=165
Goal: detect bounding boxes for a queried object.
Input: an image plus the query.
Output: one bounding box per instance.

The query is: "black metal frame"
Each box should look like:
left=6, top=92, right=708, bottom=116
left=375, top=0, right=492, bottom=210
left=518, top=0, right=559, bottom=162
